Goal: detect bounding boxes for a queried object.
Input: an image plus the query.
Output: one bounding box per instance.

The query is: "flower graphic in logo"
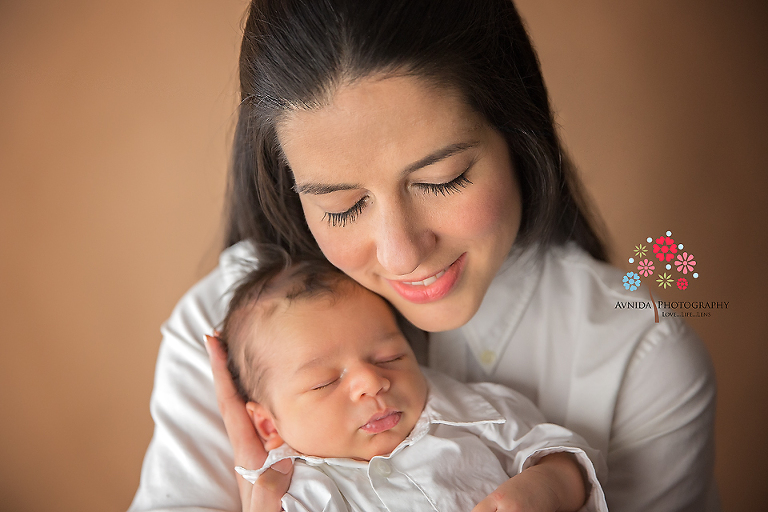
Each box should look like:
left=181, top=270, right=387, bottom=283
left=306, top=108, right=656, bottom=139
left=656, top=272, right=673, bottom=289
left=637, top=259, right=655, bottom=277
left=623, top=272, right=641, bottom=291
left=623, top=230, right=701, bottom=323
left=653, top=236, right=678, bottom=262
left=675, top=252, right=696, bottom=274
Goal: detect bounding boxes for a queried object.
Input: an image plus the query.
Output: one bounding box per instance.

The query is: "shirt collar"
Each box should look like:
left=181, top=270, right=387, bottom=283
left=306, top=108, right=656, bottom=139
left=236, top=370, right=505, bottom=482
left=420, top=367, right=504, bottom=426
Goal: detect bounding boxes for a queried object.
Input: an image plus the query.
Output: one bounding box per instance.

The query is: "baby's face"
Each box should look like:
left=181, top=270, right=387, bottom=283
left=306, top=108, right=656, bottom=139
left=247, top=286, right=427, bottom=461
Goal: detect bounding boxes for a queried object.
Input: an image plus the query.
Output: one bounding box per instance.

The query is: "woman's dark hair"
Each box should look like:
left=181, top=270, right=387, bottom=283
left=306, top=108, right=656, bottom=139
left=225, top=0, right=608, bottom=262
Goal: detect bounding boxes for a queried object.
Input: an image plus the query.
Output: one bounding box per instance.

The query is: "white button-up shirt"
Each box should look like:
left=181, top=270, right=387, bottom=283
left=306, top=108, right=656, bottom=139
left=129, top=242, right=717, bottom=512
left=236, top=369, right=608, bottom=512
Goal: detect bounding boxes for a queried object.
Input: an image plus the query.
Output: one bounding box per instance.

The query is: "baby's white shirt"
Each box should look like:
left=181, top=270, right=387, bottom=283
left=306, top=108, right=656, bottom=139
left=237, top=369, right=607, bottom=512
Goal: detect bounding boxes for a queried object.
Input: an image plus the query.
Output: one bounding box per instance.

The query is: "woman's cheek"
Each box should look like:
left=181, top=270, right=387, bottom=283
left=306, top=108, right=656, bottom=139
left=300, top=200, right=355, bottom=270
left=317, top=234, right=366, bottom=272
left=306, top=219, right=371, bottom=276
left=449, top=186, right=519, bottom=242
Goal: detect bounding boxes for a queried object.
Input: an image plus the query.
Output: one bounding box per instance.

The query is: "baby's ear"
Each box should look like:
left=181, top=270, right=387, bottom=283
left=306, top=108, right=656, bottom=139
left=246, top=401, right=284, bottom=451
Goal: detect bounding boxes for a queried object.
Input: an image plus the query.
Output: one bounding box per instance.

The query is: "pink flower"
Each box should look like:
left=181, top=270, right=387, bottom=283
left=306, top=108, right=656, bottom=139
left=677, top=277, right=688, bottom=290
left=675, top=252, right=696, bottom=274
left=637, top=259, right=655, bottom=277
left=653, top=236, right=678, bottom=262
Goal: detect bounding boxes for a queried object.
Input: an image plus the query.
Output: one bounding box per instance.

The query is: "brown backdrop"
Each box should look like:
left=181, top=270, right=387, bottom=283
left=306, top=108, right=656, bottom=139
left=1, top=1, right=766, bottom=510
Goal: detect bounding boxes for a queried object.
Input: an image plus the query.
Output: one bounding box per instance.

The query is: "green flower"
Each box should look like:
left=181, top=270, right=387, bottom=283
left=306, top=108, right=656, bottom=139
left=656, top=272, right=673, bottom=289
left=634, top=244, right=648, bottom=258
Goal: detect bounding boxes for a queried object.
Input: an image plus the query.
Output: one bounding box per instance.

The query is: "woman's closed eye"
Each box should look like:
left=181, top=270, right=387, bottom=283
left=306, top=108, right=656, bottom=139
left=414, top=169, right=473, bottom=196
left=323, top=196, right=368, bottom=227
left=321, top=167, right=474, bottom=227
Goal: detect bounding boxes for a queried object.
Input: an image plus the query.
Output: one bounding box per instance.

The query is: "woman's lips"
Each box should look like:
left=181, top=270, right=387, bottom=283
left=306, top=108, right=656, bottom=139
left=386, top=254, right=466, bottom=304
left=402, top=269, right=446, bottom=286
left=360, top=410, right=402, bottom=434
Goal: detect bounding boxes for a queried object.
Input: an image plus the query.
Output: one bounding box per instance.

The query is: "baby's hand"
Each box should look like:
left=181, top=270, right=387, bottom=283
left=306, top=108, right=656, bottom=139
left=471, top=452, right=587, bottom=512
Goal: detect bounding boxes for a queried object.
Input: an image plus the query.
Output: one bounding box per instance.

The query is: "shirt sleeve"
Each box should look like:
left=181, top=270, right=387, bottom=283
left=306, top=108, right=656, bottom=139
left=604, top=319, right=718, bottom=512
left=466, top=382, right=609, bottom=512
left=128, top=265, right=240, bottom=512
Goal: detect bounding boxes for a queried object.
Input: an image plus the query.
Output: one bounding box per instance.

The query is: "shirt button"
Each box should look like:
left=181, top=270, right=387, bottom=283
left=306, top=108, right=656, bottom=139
left=480, top=350, right=497, bottom=365
left=373, top=459, right=392, bottom=477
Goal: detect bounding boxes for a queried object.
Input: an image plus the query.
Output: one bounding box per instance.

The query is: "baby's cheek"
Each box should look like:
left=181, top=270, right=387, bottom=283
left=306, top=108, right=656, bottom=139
left=280, top=413, right=339, bottom=457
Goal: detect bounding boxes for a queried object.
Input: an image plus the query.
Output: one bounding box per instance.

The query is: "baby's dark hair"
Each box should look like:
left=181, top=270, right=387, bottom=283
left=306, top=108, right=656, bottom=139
left=218, top=244, right=354, bottom=404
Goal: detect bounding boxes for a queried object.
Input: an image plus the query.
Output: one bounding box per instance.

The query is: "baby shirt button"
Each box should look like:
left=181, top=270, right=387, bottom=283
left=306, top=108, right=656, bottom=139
left=373, top=459, right=391, bottom=477
left=480, top=350, right=497, bottom=365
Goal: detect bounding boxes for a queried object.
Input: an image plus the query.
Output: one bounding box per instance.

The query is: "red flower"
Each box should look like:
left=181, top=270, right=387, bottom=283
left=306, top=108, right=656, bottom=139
left=677, top=277, right=688, bottom=290
left=653, top=236, right=678, bottom=262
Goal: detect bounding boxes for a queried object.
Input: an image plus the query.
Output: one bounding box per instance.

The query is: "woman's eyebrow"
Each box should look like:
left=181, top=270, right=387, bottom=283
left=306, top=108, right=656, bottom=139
left=293, top=141, right=478, bottom=195
left=293, top=181, right=360, bottom=195
left=399, top=141, right=478, bottom=178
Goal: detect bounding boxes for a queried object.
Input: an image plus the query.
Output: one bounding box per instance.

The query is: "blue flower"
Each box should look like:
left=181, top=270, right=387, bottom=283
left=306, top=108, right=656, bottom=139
left=622, top=271, right=641, bottom=291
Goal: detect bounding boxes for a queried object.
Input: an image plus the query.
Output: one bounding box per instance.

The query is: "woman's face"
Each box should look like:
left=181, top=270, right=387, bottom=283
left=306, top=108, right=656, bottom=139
left=276, top=75, right=521, bottom=332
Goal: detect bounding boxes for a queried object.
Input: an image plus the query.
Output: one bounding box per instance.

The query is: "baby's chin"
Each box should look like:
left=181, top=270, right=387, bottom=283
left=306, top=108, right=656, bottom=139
left=287, top=401, right=426, bottom=461
left=289, top=425, right=411, bottom=462
left=352, top=430, right=410, bottom=461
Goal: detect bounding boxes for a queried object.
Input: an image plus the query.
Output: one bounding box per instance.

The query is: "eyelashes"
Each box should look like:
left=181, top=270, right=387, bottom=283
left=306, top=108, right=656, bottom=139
left=379, top=354, right=405, bottom=364
left=312, top=378, right=338, bottom=391
left=323, top=197, right=367, bottom=227
left=415, top=172, right=472, bottom=196
left=322, top=169, right=473, bottom=227
left=309, top=355, right=406, bottom=391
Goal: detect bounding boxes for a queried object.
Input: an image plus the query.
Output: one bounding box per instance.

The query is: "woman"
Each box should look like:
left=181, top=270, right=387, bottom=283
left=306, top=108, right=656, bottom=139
left=129, top=1, right=717, bottom=511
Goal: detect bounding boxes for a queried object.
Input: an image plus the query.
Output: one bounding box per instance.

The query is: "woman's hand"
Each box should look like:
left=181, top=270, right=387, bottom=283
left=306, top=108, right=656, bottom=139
left=471, top=452, right=587, bottom=512
left=206, top=335, right=293, bottom=512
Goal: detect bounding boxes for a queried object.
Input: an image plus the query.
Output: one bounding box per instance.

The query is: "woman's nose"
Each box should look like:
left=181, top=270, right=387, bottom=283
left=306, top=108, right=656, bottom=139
left=374, top=200, right=436, bottom=276
left=349, top=364, right=391, bottom=400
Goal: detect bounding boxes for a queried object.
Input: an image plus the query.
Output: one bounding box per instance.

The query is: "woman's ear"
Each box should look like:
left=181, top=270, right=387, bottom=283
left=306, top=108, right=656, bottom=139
left=245, top=401, right=285, bottom=451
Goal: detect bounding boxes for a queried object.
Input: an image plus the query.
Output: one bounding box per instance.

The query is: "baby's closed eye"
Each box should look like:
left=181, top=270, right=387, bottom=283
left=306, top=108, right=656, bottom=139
left=311, top=378, right=339, bottom=391
left=376, top=354, right=406, bottom=365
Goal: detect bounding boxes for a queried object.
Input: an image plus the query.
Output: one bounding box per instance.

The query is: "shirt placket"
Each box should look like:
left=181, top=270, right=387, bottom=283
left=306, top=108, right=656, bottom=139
left=367, top=456, right=437, bottom=511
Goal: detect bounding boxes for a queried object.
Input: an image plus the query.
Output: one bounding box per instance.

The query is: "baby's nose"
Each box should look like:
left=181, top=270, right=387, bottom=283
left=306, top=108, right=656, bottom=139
left=350, top=364, right=390, bottom=399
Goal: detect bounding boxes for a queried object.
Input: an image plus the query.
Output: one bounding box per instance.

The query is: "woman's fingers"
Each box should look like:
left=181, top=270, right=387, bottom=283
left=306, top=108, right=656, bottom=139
left=206, top=335, right=267, bottom=463
left=205, top=334, right=270, bottom=511
left=470, top=496, right=499, bottom=512
left=250, top=459, right=294, bottom=511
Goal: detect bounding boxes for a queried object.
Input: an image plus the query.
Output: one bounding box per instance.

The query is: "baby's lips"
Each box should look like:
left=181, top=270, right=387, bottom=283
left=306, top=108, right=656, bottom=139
left=360, top=410, right=402, bottom=433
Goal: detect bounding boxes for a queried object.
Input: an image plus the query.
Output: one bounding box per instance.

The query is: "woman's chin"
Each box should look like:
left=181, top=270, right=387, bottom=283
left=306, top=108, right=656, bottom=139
left=395, top=297, right=480, bottom=333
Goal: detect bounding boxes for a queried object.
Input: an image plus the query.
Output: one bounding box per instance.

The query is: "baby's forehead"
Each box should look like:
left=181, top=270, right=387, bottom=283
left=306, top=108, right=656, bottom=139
left=260, top=280, right=350, bottom=317
left=241, top=281, right=357, bottom=338
left=247, top=282, right=396, bottom=349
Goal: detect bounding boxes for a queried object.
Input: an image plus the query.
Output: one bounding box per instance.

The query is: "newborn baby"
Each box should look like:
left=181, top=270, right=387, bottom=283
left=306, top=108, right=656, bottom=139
left=218, top=250, right=607, bottom=512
